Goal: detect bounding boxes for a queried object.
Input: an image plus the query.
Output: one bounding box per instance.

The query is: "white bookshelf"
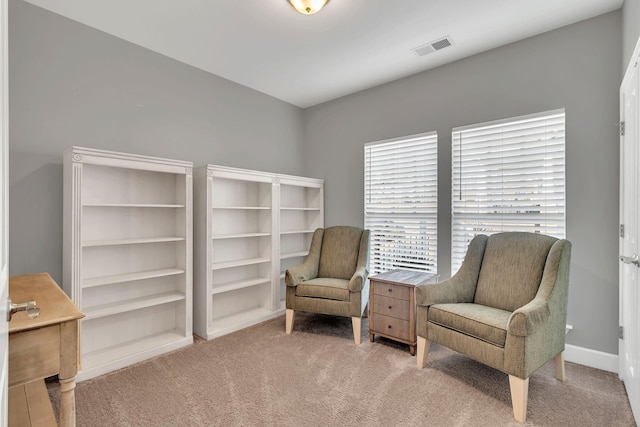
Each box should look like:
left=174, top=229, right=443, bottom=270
left=63, top=146, right=193, bottom=381
left=194, top=165, right=323, bottom=340
left=276, top=174, right=324, bottom=310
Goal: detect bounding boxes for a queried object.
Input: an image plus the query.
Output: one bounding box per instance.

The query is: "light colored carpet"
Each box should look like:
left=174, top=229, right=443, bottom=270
left=48, top=313, right=635, bottom=426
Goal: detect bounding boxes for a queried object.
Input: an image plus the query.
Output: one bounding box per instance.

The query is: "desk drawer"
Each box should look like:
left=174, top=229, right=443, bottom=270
left=372, top=313, right=410, bottom=341
left=9, top=325, right=60, bottom=387
left=372, top=282, right=410, bottom=300
left=373, top=294, right=410, bottom=320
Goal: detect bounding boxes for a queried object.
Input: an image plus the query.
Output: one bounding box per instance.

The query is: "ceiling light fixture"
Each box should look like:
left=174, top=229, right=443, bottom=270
left=287, top=0, right=330, bottom=15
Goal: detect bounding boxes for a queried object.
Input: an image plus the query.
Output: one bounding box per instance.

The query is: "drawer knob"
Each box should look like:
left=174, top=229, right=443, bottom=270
left=7, top=299, right=40, bottom=321
left=388, top=288, right=392, bottom=292
left=388, top=325, right=392, bottom=329
left=388, top=305, right=392, bottom=310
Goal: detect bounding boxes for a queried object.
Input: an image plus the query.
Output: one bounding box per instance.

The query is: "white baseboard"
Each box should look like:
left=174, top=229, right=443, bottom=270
left=564, top=344, right=619, bottom=373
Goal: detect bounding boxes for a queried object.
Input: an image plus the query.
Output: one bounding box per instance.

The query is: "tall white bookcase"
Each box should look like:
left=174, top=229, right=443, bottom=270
left=194, top=165, right=323, bottom=340
left=277, top=174, right=324, bottom=310
left=63, top=147, right=193, bottom=381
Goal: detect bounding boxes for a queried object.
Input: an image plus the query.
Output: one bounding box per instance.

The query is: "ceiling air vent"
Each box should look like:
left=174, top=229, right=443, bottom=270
left=412, top=36, right=453, bottom=57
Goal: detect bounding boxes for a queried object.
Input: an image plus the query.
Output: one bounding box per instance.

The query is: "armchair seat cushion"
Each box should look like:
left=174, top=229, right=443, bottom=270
left=296, top=278, right=350, bottom=301
left=429, top=303, right=512, bottom=347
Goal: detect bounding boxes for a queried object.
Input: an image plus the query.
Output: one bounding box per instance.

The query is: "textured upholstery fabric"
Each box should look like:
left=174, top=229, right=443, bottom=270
left=428, top=322, right=505, bottom=372
left=285, top=229, right=324, bottom=287
left=416, top=235, right=488, bottom=307
left=296, top=278, right=350, bottom=301
left=286, top=283, right=369, bottom=318
left=285, top=226, right=371, bottom=319
left=416, top=305, right=428, bottom=338
left=474, top=232, right=556, bottom=312
left=429, top=303, right=511, bottom=347
left=318, top=226, right=363, bottom=280
left=416, top=232, right=572, bottom=380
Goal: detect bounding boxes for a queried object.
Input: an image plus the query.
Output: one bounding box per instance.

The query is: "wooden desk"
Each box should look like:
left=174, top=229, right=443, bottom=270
left=8, top=273, right=84, bottom=427
left=368, top=269, right=437, bottom=355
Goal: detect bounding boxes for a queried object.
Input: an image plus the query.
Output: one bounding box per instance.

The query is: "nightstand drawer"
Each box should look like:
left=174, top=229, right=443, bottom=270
left=372, top=282, right=410, bottom=300
left=373, top=294, right=410, bottom=320
left=372, top=314, right=410, bottom=341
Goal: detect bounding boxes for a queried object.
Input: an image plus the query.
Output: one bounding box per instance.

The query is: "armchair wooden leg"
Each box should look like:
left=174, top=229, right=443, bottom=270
left=417, top=336, right=430, bottom=369
left=351, top=317, right=361, bottom=345
left=285, top=309, right=294, bottom=334
left=508, top=375, right=529, bottom=423
left=555, top=351, right=566, bottom=382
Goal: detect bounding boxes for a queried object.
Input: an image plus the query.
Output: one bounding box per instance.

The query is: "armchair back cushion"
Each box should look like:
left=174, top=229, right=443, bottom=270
left=474, top=232, right=558, bottom=312
left=318, top=226, right=363, bottom=280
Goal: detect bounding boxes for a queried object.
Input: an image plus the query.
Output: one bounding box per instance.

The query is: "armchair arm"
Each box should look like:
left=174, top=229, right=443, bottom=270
left=507, top=238, right=571, bottom=337
left=348, top=229, right=370, bottom=292
left=416, top=234, right=489, bottom=306
left=348, top=265, right=368, bottom=292
left=285, top=228, right=324, bottom=287
left=415, top=281, right=459, bottom=306
left=507, top=297, right=551, bottom=337
left=285, top=263, right=315, bottom=287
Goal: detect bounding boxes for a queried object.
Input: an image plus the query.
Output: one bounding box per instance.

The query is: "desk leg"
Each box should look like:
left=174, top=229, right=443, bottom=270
left=59, top=377, right=76, bottom=427
left=59, top=320, right=80, bottom=427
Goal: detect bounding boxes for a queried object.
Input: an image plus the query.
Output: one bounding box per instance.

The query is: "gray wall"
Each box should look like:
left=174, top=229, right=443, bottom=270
left=9, top=0, right=627, bottom=356
left=302, top=11, right=622, bottom=354
left=623, top=0, right=640, bottom=69
left=8, top=0, right=304, bottom=283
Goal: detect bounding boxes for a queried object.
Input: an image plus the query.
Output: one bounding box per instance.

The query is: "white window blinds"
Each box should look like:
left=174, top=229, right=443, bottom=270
left=451, top=109, right=566, bottom=273
left=364, top=132, right=438, bottom=275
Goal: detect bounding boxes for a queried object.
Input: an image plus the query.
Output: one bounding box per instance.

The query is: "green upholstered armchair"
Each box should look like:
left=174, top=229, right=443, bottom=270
left=416, top=232, right=571, bottom=423
left=285, top=226, right=370, bottom=345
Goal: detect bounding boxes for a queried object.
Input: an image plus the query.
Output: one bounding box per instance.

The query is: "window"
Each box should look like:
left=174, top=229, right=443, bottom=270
left=451, top=109, right=566, bottom=273
left=364, top=132, right=438, bottom=275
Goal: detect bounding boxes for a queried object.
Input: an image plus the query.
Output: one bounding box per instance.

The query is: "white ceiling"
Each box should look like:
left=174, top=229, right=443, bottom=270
left=23, top=0, right=623, bottom=108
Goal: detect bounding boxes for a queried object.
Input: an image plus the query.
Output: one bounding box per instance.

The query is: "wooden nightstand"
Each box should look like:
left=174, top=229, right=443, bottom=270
left=368, top=269, right=438, bottom=355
